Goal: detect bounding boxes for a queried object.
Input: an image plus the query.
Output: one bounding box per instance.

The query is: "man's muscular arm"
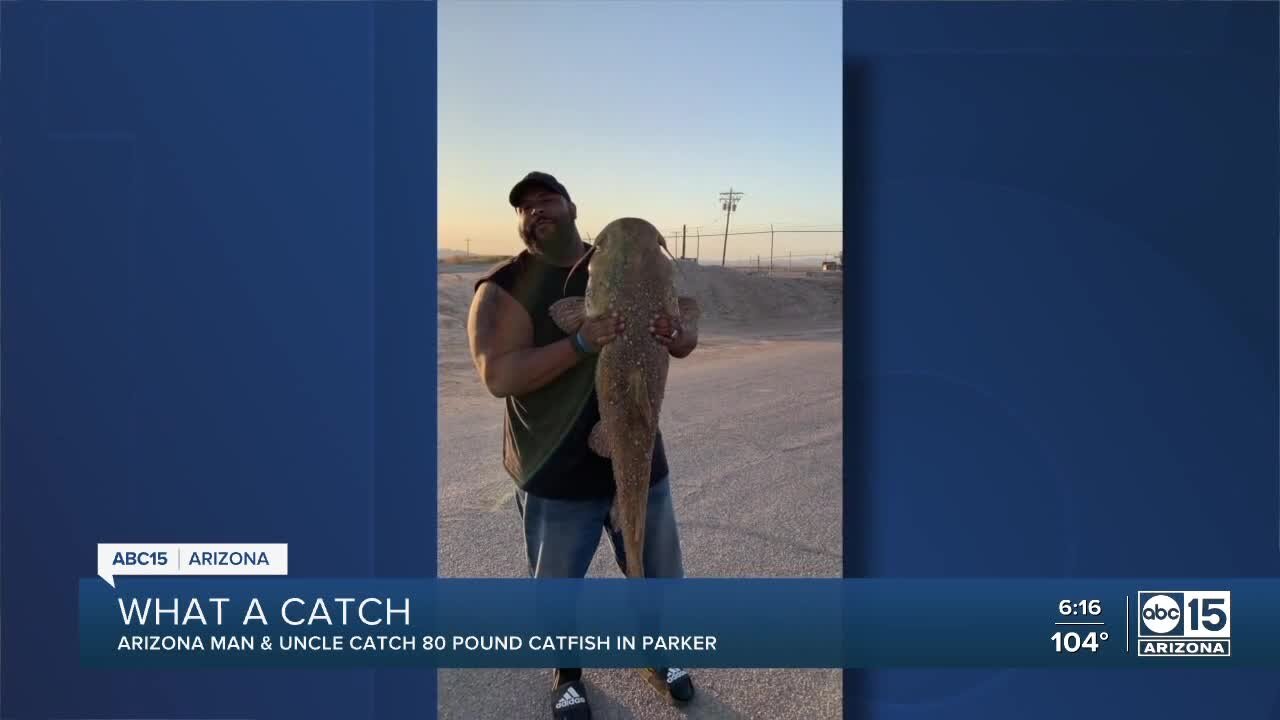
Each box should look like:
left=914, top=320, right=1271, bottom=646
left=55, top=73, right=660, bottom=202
left=468, top=282, right=581, bottom=399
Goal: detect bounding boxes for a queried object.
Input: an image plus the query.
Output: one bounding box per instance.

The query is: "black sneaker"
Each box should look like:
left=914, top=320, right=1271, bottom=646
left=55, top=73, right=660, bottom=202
left=551, top=678, right=591, bottom=719
left=641, top=667, right=695, bottom=704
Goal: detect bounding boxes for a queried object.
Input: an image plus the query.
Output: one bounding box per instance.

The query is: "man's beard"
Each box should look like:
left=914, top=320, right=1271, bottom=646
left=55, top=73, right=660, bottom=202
left=525, top=219, right=581, bottom=263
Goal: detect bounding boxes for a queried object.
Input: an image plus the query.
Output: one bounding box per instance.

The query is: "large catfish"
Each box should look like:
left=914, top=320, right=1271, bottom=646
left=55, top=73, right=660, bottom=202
left=549, top=218, right=698, bottom=579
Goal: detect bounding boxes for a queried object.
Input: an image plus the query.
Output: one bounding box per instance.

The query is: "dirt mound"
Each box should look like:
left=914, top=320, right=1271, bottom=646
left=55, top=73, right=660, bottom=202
left=438, top=261, right=841, bottom=334
left=670, top=262, right=842, bottom=329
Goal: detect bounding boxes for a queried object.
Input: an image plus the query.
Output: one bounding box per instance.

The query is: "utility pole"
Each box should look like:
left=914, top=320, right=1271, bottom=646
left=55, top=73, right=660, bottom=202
left=696, top=229, right=701, bottom=260
left=465, top=237, right=471, bottom=257
left=719, top=187, right=743, bottom=267
left=769, top=224, right=774, bottom=275
left=681, top=225, right=687, bottom=259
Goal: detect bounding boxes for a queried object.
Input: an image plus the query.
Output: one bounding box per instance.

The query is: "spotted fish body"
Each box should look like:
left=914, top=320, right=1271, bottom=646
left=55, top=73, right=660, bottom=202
left=550, top=218, right=694, bottom=579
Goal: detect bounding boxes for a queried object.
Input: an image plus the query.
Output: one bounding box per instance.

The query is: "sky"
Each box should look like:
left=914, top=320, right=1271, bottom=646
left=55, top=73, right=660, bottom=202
left=438, top=0, right=843, bottom=262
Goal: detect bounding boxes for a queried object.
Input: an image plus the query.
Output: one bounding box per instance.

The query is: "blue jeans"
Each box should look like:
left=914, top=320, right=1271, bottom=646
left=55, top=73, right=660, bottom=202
left=515, top=478, right=685, bottom=580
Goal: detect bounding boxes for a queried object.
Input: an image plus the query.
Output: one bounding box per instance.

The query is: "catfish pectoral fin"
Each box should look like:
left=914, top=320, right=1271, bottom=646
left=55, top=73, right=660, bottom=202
left=588, top=421, right=611, bottom=458
left=549, top=296, right=587, bottom=334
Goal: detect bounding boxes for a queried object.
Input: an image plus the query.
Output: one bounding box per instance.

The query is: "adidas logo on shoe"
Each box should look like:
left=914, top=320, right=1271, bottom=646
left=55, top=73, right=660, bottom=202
left=555, top=686, right=586, bottom=710
left=640, top=666, right=695, bottom=704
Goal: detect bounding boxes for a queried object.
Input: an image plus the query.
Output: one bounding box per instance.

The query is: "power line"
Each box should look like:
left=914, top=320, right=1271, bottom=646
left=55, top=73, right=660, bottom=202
left=756, top=221, right=843, bottom=230
left=677, top=221, right=841, bottom=233
left=724, top=253, right=836, bottom=260
left=669, top=211, right=750, bottom=238
left=721, top=253, right=841, bottom=266
left=705, top=228, right=841, bottom=237
left=459, top=220, right=840, bottom=257
left=665, top=226, right=842, bottom=239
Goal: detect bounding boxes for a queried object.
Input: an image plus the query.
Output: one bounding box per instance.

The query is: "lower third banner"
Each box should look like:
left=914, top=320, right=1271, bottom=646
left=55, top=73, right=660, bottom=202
left=78, top=578, right=1280, bottom=668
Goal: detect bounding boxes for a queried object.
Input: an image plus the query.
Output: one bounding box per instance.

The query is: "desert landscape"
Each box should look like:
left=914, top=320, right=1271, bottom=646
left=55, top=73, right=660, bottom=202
left=436, top=258, right=844, bottom=719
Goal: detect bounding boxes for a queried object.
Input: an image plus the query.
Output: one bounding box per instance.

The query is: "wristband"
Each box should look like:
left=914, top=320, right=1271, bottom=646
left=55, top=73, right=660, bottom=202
left=573, top=330, right=597, bottom=356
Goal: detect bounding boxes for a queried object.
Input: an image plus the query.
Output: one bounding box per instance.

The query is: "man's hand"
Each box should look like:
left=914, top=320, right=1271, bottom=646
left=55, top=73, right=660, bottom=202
left=650, top=311, right=697, bottom=358
left=578, top=312, right=624, bottom=352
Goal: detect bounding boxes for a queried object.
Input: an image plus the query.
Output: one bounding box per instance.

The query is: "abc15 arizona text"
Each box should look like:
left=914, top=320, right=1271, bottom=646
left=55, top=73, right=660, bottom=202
left=1137, top=591, right=1231, bottom=657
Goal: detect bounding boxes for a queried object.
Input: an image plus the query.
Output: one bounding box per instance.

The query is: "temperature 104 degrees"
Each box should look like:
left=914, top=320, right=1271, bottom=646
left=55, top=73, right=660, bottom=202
left=1052, top=630, right=1109, bottom=653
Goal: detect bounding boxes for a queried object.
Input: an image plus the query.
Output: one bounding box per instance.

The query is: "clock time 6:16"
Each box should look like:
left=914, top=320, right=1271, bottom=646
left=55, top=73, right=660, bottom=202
left=1059, top=599, right=1101, bottom=617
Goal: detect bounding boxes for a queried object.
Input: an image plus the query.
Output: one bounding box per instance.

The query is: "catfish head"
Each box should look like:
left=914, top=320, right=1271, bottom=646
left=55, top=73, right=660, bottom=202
left=569, top=218, right=678, bottom=313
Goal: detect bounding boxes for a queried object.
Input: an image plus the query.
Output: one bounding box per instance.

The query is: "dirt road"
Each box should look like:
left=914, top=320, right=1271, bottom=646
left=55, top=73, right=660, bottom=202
left=437, top=310, right=843, bottom=718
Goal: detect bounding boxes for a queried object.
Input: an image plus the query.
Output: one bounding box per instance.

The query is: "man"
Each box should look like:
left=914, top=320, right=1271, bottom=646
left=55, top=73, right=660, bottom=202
left=467, top=172, right=697, bottom=719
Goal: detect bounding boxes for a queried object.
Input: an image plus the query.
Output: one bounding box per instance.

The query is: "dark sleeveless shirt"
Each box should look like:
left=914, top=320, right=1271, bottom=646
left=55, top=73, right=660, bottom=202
left=474, top=248, right=670, bottom=500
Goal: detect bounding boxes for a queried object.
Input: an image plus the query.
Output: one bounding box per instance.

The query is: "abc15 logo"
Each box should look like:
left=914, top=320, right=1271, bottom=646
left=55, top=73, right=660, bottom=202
left=1138, top=591, right=1231, bottom=639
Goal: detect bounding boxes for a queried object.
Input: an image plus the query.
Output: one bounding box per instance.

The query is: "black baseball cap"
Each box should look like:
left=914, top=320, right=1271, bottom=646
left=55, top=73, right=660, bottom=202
left=508, top=171, right=571, bottom=208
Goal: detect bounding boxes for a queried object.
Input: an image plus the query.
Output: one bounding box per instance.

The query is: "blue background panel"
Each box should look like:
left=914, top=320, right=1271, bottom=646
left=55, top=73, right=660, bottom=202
left=845, top=3, right=1279, bottom=719
left=1, top=3, right=436, bottom=719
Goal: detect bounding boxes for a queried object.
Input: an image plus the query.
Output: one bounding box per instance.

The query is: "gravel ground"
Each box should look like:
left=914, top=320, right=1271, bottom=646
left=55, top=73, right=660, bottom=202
left=437, top=321, right=843, bottom=719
